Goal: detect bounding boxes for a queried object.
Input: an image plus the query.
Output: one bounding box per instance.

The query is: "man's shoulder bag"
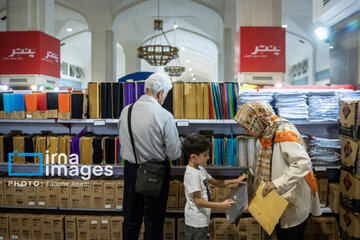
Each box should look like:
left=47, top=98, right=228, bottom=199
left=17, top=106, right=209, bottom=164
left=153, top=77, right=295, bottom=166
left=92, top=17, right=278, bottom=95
left=128, top=103, right=166, bottom=197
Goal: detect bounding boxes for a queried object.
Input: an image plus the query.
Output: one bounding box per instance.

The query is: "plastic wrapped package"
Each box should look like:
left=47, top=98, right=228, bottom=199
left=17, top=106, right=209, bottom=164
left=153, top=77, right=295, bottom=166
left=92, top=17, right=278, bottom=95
left=247, top=138, right=256, bottom=167
left=237, top=137, right=247, bottom=166
left=274, top=92, right=309, bottom=120
left=308, top=136, right=341, bottom=165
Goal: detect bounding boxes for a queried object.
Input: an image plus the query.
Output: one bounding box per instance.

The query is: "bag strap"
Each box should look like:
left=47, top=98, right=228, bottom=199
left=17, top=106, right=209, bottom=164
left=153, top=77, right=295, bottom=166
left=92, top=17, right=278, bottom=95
left=127, top=103, right=139, bottom=166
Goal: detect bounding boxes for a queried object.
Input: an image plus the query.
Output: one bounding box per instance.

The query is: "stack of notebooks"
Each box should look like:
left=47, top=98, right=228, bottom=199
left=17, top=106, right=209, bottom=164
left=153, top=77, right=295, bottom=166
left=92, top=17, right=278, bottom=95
left=172, top=82, right=239, bottom=119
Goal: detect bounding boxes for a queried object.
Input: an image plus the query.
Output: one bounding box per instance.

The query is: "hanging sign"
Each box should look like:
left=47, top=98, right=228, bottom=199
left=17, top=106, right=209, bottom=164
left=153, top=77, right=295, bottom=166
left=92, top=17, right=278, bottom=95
left=235, top=26, right=285, bottom=73
left=0, top=31, right=60, bottom=78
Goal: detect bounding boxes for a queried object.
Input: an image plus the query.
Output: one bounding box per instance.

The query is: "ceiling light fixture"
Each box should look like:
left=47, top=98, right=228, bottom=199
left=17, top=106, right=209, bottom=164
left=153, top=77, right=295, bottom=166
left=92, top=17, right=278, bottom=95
left=329, top=45, right=334, bottom=49
left=66, top=19, right=72, bottom=32
left=165, top=17, right=185, bottom=77
left=137, top=0, right=178, bottom=66
left=315, top=27, right=328, bottom=40
left=281, top=24, right=288, bottom=28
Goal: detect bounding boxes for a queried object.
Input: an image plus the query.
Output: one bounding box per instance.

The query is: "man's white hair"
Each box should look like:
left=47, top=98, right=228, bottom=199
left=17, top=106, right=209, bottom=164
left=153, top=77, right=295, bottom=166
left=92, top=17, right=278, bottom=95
left=144, top=72, right=173, bottom=96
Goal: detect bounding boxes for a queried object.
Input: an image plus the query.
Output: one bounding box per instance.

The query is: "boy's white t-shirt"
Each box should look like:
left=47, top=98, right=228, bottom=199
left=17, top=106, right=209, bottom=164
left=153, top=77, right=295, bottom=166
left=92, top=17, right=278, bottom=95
left=184, top=165, right=213, bottom=228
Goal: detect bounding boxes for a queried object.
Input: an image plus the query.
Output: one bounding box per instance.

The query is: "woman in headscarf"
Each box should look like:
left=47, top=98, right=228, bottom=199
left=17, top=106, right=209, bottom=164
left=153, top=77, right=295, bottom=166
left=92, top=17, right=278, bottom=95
left=234, top=101, right=321, bottom=240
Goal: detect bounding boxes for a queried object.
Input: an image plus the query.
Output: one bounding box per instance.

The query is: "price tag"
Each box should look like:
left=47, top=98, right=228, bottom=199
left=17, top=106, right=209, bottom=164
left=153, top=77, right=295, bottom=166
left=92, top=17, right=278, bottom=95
left=116, top=205, right=123, bottom=210
left=314, top=166, right=327, bottom=171
left=38, top=201, right=45, bottom=205
left=102, top=220, right=108, bottom=224
left=29, top=202, right=35, bottom=206
left=91, top=220, right=98, bottom=224
left=177, top=121, right=189, bottom=127
left=105, top=204, right=111, bottom=209
left=26, top=114, right=32, bottom=118
left=94, top=120, right=106, bottom=126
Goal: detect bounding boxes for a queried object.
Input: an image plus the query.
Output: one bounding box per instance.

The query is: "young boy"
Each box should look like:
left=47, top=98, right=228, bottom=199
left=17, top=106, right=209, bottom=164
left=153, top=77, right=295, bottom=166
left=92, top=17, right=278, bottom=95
left=182, top=133, right=248, bottom=240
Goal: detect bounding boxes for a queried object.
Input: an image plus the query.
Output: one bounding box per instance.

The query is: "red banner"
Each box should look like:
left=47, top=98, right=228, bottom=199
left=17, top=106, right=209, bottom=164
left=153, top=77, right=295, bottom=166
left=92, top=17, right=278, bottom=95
left=0, top=31, right=60, bottom=78
left=235, top=27, right=285, bottom=73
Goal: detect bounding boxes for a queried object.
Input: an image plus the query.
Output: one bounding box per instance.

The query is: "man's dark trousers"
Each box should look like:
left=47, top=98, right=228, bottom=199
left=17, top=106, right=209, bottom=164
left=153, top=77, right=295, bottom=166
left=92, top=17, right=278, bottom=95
left=123, top=160, right=170, bottom=240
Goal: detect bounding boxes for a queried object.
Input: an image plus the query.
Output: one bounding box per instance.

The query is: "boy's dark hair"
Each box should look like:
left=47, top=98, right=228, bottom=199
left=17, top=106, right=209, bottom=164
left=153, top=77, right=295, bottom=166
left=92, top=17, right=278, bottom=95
left=182, top=133, right=212, bottom=160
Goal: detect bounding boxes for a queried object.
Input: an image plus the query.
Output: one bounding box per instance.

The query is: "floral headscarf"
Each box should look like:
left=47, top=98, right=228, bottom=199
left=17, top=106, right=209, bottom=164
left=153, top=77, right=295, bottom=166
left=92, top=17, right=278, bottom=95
left=234, top=101, right=306, bottom=189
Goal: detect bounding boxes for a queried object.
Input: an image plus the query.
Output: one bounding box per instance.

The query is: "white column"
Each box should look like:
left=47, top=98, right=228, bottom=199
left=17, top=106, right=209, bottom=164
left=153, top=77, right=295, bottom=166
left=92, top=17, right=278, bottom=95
left=7, top=0, right=54, bottom=35
left=124, top=48, right=141, bottom=75
left=91, top=30, right=116, bottom=82
left=237, top=0, right=281, bottom=26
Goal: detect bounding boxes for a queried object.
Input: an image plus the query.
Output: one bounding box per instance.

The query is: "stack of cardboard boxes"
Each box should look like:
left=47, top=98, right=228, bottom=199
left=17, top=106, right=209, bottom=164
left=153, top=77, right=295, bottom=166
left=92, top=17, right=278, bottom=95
left=339, top=100, right=360, bottom=240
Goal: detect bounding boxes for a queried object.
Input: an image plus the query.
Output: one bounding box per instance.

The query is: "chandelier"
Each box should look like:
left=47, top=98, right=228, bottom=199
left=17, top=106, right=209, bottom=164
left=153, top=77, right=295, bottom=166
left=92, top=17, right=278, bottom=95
left=165, top=18, right=185, bottom=77
left=137, top=0, right=178, bottom=66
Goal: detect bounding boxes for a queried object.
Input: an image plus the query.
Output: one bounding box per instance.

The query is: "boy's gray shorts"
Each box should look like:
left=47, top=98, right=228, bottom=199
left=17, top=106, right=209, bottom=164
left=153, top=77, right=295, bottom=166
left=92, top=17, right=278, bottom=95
left=185, top=225, right=209, bottom=240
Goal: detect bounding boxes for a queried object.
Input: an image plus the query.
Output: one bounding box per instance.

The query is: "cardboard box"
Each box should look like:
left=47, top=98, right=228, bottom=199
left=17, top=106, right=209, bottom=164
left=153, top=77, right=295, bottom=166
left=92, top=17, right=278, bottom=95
left=104, top=181, right=115, bottom=209
left=0, top=214, right=8, bottom=240
left=47, top=136, right=59, bottom=163
left=110, top=216, right=123, bottom=240
left=76, top=216, right=89, bottom=240
left=216, top=187, right=227, bottom=203
left=89, top=216, right=99, bottom=240
left=114, top=180, right=124, bottom=210
left=315, top=171, right=329, bottom=207
left=311, top=216, right=338, bottom=240
left=303, top=217, right=311, bottom=240
left=13, top=136, right=25, bottom=163
left=80, top=180, right=92, bottom=208
left=20, top=215, right=31, bottom=240
left=9, top=215, right=20, bottom=240
left=31, top=215, right=43, bottom=240
left=328, top=183, right=340, bottom=214
left=35, top=136, right=46, bottom=164
left=237, top=217, right=249, bottom=240
left=47, top=179, right=59, bottom=207
left=52, top=215, right=64, bottom=240
left=226, top=223, right=237, bottom=240
left=340, top=100, right=356, bottom=137
left=99, top=216, right=111, bottom=240
left=14, top=179, right=25, bottom=207
left=213, top=218, right=226, bottom=240
left=36, top=180, right=47, bottom=207
left=249, top=218, right=261, bottom=240
left=339, top=205, right=360, bottom=239
left=65, top=215, right=77, bottom=240
left=59, top=180, right=70, bottom=208
left=177, top=218, right=185, bottom=240
left=70, top=181, right=81, bottom=208
left=341, top=136, right=359, bottom=173
left=340, top=170, right=360, bottom=212
left=25, top=179, right=36, bottom=207
left=0, top=178, right=3, bottom=206
left=59, top=136, right=71, bottom=163
left=92, top=180, right=104, bottom=209
left=4, top=178, right=14, bottom=206
left=167, top=180, right=179, bottom=210
left=178, top=183, right=186, bottom=210
left=163, top=218, right=175, bottom=240
left=43, top=215, right=53, bottom=240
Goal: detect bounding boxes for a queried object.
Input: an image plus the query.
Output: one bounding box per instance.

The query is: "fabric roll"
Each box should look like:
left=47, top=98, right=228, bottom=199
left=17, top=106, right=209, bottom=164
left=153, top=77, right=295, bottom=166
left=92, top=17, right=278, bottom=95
left=136, top=82, right=145, bottom=100
left=0, top=92, right=4, bottom=112
left=196, top=83, right=204, bottom=119
left=247, top=138, right=255, bottom=167
left=92, top=136, right=103, bottom=164
left=13, top=93, right=25, bottom=119
left=3, top=135, right=13, bottom=162
left=47, top=137, right=59, bottom=164
left=71, top=93, right=84, bottom=119
left=162, top=89, right=173, bottom=114
left=88, top=82, right=100, bottom=119
left=223, top=83, right=229, bottom=119
left=58, top=93, right=71, bottom=119
left=37, top=93, right=47, bottom=119
left=211, top=83, right=220, bottom=119
left=24, top=94, right=38, bottom=119
left=237, top=136, right=247, bottom=166
left=172, top=82, right=184, bottom=119
left=35, top=136, right=46, bottom=164
left=217, top=83, right=224, bottom=119
left=58, top=136, right=71, bottom=164
left=13, top=136, right=25, bottom=163
left=24, top=136, right=35, bottom=163
left=70, top=127, right=88, bottom=162
left=124, top=82, right=136, bottom=107
left=208, top=83, right=215, bottom=119
left=228, top=84, right=234, bottom=119
left=112, top=83, right=123, bottom=119
left=3, top=94, right=14, bottom=113
left=100, top=83, right=112, bottom=118
left=46, top=93, right=58, bottom=119
left=104, top=136, right=115, bottom=164
left=0, top=135, right=3, bottom=162
left=232, top=83, right=239, bottom=112
left=80, top=137, right=93, bottom=164
left=184, top=83, right=197, bottom=119
left=202, top=83, right=209, bottom=119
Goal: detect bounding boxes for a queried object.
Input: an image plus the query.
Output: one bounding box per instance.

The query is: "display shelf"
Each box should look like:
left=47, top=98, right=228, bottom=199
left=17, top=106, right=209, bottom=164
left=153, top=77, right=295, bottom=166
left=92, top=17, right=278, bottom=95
left=0, top=206, right=334, bottom=214
left=0, top=119, right=56, bottom=123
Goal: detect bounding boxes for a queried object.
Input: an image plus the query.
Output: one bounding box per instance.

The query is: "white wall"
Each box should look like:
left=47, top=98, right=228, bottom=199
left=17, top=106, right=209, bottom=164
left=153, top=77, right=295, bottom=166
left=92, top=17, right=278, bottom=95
left=60, top=31, right=91, bottom=88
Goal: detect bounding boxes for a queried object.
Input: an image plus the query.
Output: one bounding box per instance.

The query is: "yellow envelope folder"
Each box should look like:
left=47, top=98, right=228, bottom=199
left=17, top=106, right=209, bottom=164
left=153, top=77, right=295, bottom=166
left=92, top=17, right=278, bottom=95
left=248, top=181, right=288, bottom=235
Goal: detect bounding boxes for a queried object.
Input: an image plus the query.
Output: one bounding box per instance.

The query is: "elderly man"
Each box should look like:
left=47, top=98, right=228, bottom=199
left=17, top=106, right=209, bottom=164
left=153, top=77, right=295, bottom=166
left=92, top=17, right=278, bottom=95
left=118, top=72, right=181, bottom=240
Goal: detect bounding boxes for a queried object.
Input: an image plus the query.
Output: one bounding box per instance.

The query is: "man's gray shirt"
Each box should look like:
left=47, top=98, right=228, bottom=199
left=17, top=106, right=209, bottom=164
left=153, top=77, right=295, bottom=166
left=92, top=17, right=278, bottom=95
left=118, top=95, right=181, bottom=164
